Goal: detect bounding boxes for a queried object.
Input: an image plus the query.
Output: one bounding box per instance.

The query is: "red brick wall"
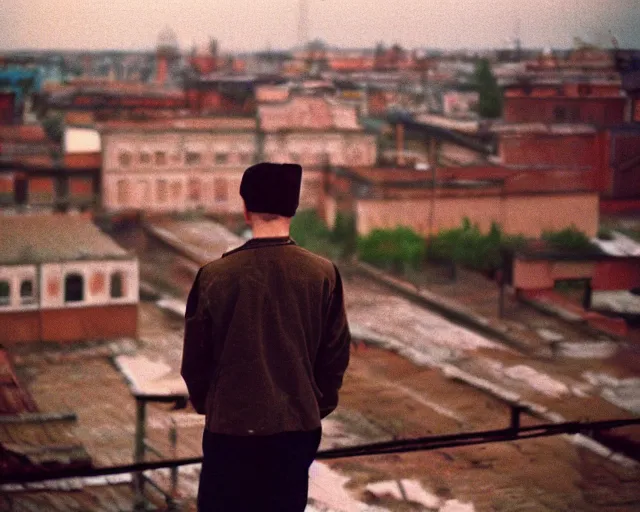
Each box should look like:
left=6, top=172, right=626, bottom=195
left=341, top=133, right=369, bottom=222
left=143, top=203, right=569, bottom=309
left=610, top=131, right=640, bottom=199
left=504, top=97, right=627, bottom=125
left=64, top=153, right=101, bottom=168
left=28, top=177, right=55, bottom=203
left=69, top=177, right=94, bottom=198
left=592, top=259, right=640, bottom=291
left=499, top=133, right=600, bottom=168
left=0, top=305, right=138, bottom=344
left=0, top=311, right=41, bottom=344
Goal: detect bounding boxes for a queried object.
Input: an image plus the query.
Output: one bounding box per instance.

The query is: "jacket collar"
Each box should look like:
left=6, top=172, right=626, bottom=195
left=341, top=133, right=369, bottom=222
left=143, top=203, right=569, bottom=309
left=223, top=236, right=296, bottom=258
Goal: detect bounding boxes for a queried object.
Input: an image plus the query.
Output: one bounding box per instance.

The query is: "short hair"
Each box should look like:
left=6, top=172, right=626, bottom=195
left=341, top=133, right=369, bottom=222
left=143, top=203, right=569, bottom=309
left=251, top=212, right=282, bottom=222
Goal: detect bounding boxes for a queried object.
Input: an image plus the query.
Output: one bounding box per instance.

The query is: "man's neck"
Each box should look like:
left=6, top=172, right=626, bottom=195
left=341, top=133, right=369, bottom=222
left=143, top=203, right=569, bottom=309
left=250, top=223, right=291, bottom=239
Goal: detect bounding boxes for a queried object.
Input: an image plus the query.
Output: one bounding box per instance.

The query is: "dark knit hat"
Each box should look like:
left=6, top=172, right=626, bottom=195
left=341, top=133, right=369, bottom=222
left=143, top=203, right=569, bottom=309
left=240, top=162, right=302, bottom=217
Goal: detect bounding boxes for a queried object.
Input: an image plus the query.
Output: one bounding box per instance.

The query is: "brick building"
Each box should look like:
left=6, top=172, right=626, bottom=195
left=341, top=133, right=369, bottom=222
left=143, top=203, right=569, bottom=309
left=502, top=80, right=628, bottom=125
left=321, top=166, right=599, bottom=239
left=0, top=215, right=138, bottom=344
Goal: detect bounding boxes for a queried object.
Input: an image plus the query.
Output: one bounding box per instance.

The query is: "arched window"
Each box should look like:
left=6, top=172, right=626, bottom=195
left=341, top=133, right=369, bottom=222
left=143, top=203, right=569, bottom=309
left=110, top=273, right=124, bottom=299
left=0, top=280, right=10, bottom=306
left=64, top=273, right=84, bottom=303
left=20, top=280, right=34, bottom=305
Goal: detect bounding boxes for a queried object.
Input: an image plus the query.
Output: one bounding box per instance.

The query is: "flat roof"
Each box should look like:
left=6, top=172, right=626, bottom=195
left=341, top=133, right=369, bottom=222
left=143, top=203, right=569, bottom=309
left=0, top=214, right=131, bottom=264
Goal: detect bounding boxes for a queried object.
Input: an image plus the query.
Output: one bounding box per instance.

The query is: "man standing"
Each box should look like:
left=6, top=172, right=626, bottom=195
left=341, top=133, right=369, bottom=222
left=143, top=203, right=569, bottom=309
left=181, top=162, right=351, bottom=511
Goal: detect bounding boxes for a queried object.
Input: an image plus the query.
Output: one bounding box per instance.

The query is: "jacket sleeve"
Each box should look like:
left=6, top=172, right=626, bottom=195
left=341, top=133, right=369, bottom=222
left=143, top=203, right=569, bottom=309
left=180, top=269, right=214, bottom=415
left=315, top=264, right=351, bottom=419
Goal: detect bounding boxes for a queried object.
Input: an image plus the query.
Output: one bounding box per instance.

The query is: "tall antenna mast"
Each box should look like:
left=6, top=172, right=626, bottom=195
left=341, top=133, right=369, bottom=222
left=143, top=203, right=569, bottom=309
left=298, top=0, right=309, bottom=47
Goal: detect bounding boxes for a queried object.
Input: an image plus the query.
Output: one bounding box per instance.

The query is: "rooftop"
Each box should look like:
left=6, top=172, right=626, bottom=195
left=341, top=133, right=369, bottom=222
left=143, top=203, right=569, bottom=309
left=0, top=214, right=130, bottom=265
left=98, top=116, right=256, bottom=133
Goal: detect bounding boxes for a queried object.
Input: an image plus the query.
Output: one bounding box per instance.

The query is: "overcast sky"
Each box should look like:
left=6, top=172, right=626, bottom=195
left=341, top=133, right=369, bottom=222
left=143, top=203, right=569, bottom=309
left=2, top=0, right=639, bottom=53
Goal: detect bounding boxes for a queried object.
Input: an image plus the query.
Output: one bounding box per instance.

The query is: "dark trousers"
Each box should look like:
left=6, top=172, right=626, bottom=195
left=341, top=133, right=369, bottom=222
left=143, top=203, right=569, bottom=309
left=197, top=428, right=322, bottom=512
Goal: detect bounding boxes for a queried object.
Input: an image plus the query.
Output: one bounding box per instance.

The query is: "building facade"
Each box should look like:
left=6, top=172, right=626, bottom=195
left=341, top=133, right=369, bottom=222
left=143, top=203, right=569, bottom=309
left=0, top=215, right=138, bottom=344
left=101, top=118, right=259, bottom=214
left=259, top=97, right=378, bottom=167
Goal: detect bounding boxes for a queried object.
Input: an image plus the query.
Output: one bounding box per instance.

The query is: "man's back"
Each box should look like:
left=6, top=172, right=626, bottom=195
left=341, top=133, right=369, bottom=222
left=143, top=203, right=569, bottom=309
left=182, top=236, right=351, bottom=436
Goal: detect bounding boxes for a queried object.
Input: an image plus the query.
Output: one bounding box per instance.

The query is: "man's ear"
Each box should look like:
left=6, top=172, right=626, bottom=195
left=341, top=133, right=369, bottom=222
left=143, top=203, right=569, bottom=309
left=243, top=205, right=251, bottom=225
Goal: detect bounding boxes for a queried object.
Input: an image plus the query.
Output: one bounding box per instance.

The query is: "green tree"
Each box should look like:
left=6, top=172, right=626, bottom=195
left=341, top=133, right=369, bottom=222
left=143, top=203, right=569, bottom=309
left=473, top=59, right=503, bottom=119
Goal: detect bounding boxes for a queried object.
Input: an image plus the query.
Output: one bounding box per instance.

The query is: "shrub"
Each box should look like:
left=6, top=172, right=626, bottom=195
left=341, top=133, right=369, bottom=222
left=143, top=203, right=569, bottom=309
left=427, top=220, right=527, bottom=273
left=542, top=226, right=594, bottom=252
left=290, top=210, right=332, bottom=248
left=358, top=226, right=426, bottom=271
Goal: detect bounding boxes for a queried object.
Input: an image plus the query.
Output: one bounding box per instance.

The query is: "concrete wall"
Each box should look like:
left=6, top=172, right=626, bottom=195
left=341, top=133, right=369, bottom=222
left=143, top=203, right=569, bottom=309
left=354, top=193, right=599, bottom=238
left=40, top=259, right=139, bottom=310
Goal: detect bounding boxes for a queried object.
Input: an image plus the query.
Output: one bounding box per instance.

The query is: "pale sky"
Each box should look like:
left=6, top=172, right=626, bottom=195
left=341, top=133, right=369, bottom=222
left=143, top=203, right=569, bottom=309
left=2, top=0, right=639, bottom=53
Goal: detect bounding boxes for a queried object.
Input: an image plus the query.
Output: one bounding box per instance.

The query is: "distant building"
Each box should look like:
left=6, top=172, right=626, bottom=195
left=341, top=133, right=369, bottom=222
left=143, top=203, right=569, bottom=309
left=100, top=117, right=259, bottom=214
left=321, top=166, right=599, bottom=239
left=258, top=96, right=377, bottom=168
left=184, top=75, right=258, bottom=116
left=41, top=81, right=187, bottom=124
left=502, top=80, right=627, bottom=126
left=0, top=214, right=138, bottom=344
left=442, top=91, right=479, bottom=118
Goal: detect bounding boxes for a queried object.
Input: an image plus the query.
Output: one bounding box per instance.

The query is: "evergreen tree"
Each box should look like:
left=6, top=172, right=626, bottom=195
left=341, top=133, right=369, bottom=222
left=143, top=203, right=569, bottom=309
left=473, top=59, right=503, bottom=119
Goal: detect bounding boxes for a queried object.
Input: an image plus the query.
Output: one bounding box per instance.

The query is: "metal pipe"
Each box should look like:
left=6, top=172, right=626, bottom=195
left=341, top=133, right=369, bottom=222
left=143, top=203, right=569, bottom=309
left=2, top=417, right=638, bottom=486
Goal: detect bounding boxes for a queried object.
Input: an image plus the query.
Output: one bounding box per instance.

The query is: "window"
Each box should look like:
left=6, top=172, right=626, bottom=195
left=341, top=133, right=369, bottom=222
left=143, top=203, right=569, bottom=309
left=155, top=151, right=167, bottom=165
left=64, top=273, right=84, bottom=303
left=117, top=179, right=130, bottom=205
left=171, top=181, right=183, bottom=200
left=215, top=153, right=228, bottom=165
left=157, top=180, right=168, bottom=203
left=214, top=178, right=228, bottom=202
left=0, top=280, right=10, bottom=306
left=118, top=151, right=132, bottom=167
left=20, top=280, right=34, bottom=305
left=188, top=178, right=202, bottom=201
left=186, top=151, right=202, bottom=165
left=140, top=152, right=151, bottom=164
left=138, top=180, right=151, bottom=202
left=110, top=273, right=124, bottom=298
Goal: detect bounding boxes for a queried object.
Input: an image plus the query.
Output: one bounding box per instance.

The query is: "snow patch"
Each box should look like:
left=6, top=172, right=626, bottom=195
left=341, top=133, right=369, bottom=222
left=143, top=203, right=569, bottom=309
left=365, top=479, right=442, bottom=509
left=502, top=365, right=570, bottom=398
left=440, top=499, right=476, bottom=512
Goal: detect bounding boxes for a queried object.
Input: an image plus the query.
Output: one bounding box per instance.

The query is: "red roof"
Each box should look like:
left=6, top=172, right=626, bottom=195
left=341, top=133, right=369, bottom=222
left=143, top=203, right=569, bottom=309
left=0, top=125, right=47, bottom=143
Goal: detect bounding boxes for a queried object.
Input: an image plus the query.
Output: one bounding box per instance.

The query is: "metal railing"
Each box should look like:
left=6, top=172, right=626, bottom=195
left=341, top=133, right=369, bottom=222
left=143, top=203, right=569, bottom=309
left=1, top=402, right=638, bottom=511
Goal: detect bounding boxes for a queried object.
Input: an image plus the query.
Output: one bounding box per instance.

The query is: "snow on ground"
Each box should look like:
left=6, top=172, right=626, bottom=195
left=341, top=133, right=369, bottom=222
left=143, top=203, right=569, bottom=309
left=347, top=296, right=506, bottom=364
left=114, top=354, right=187, bottom=396
left=501, top=364, right=571, bottom=398
left=366, top=480, right=443, bottom=508
left=583, top=372, right=640, bottom=415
